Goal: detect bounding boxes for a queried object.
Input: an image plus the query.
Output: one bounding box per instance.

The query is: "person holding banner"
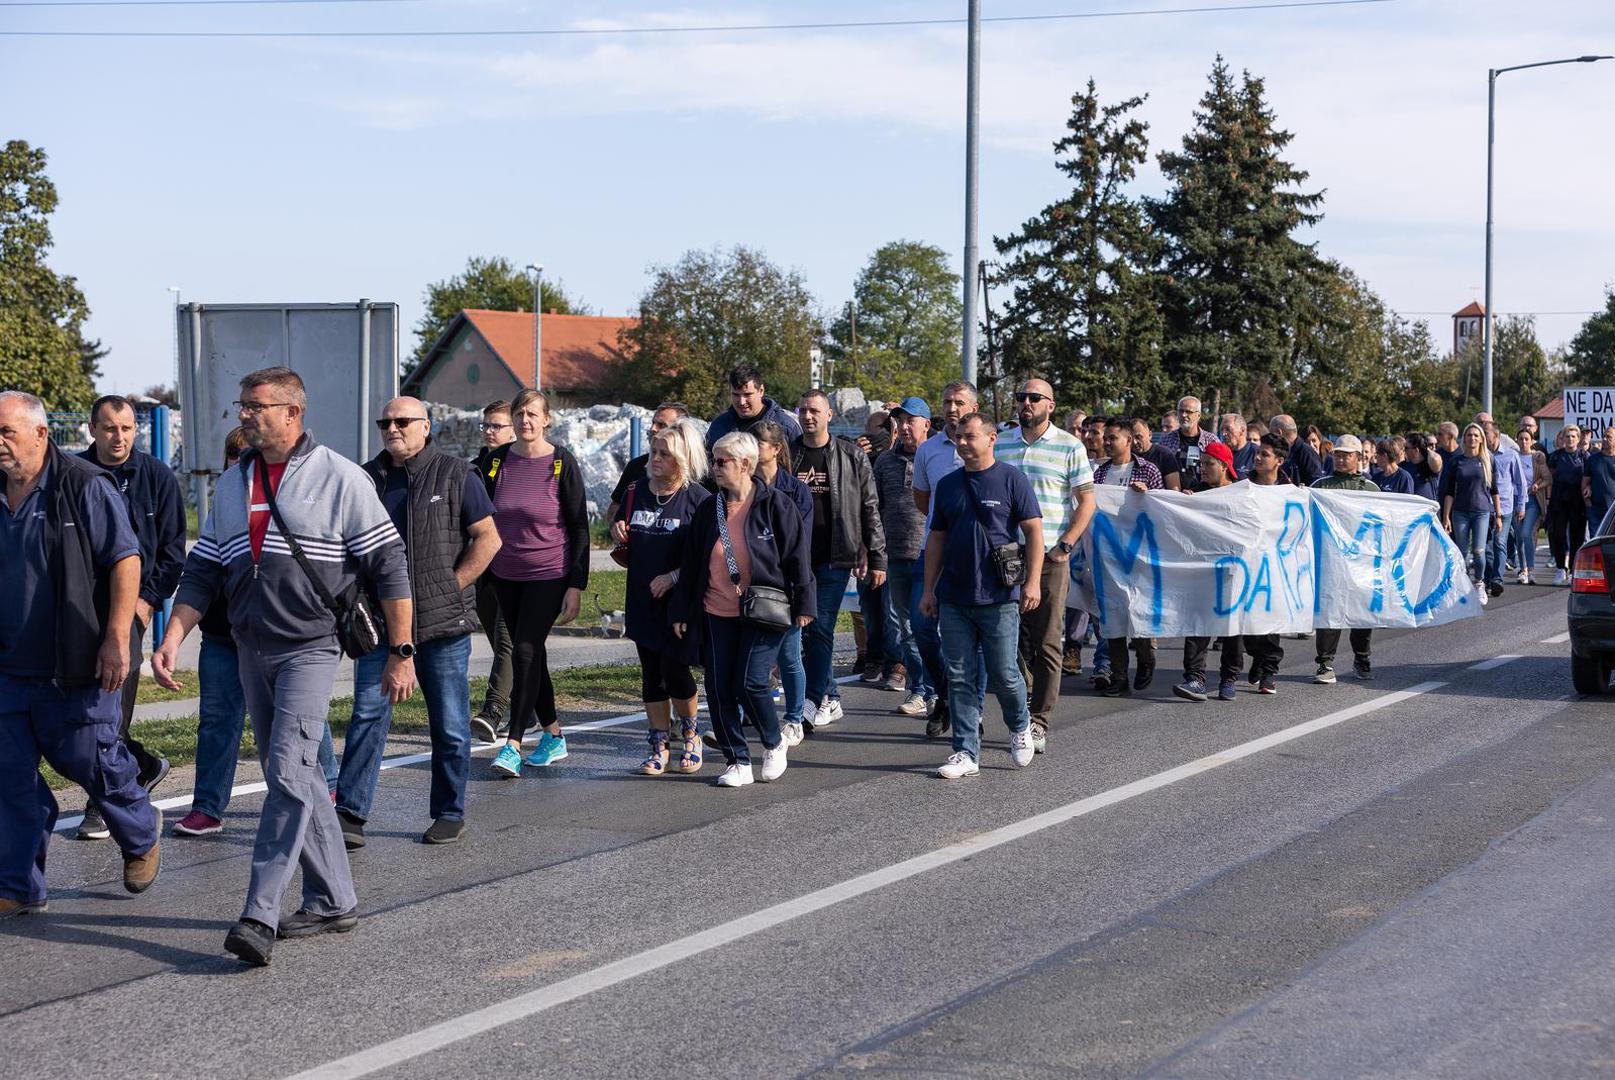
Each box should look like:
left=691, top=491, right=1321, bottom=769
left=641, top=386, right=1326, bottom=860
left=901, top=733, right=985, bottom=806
left=1311, top=435, right=1380, bottom=683
left=1173, top=442, right=1249, bottom=702
left=1092, top=418, right=1164, bottom=696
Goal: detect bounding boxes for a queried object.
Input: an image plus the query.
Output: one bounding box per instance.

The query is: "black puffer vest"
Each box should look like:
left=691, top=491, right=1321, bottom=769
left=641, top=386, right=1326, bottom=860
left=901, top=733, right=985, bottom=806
left=41, top=442, right=116, bottom=684
left=363, top=442, right=481, bottom=644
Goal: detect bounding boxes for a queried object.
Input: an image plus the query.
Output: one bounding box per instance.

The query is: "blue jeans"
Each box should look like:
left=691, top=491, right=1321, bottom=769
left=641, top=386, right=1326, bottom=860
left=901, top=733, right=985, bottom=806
left=778, top=624, right=806, bottom=724
left=1487, top=511, right=1528, bottom=586
left=939, top=601, right=1030, bottom=761
left=1451, top=510, right=1490, bottom=584
left=909, top=556, right=948, bottom=702
left=703, top=614, right=784, bottom=765
left=337, top=634, right=473, bottom=823
left=193, top=633, right=249, bottom=819
left=857, top=573, right=894, bottom=670
left=884, top=558, right=931, bottom=699
left=1092, top=637, right=1111, bottom=674
left=1518, top=500, right=1542, bottom=574
left=0, top=673, right=158, bottom=903
left=804, top=564, right=852, bottom=704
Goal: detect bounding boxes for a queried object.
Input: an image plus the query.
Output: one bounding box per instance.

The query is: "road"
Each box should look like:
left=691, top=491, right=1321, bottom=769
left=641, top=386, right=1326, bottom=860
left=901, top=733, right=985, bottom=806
left=5, top=583, right=1614, bottom=1079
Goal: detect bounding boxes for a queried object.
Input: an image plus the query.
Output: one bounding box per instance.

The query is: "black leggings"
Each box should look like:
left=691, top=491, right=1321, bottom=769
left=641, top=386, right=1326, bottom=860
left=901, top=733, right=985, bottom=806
left=1547, top=498, right=1587, bottom=570
left=491, top=576, right=568, bottom=743
left=636, top=642, right=699, bottom=703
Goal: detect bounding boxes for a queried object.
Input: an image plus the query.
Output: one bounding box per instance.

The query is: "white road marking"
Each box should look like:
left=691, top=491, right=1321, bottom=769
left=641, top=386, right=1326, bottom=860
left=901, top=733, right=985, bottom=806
left=287, top=678, right=1461, bottom=1080
left=1468, top=655, right=1523, bottom=671
left=1541, top=632, right=1571, bottom=644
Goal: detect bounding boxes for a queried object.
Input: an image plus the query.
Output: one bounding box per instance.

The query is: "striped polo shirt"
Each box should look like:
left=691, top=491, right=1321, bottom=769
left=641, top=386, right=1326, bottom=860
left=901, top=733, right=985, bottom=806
left=997, top=422, right=1094, bottom=550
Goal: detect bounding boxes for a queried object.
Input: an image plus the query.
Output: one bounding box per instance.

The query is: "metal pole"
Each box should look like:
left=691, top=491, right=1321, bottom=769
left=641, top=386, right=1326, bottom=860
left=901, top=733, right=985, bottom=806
left=1482, top=68, right=1496, bottom=415
left=526, top=263, right=544, bottom=390
left=961, top=0, right=981, bottom=385
left=357, top=299, right=372, bottom=461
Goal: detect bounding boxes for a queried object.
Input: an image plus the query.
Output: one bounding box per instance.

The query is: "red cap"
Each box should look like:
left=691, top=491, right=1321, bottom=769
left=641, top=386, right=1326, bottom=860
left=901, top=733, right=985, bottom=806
left=1203, top=441, right=1235, bottom=472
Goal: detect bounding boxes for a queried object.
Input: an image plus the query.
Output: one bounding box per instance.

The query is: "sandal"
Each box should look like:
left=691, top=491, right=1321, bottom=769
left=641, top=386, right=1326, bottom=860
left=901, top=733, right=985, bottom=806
left=638, top=732, right=669, bottom=776
left=677, top=720, right=703, bottom=773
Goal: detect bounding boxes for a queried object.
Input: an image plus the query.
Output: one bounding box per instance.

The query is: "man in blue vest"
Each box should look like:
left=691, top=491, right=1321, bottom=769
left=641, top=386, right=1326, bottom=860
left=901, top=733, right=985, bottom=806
left=0, top=391, right=162, bottom=918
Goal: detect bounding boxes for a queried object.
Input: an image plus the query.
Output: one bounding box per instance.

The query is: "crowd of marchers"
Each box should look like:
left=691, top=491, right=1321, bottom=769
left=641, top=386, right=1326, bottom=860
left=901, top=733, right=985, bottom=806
left=0, top=366, right=1596, bottom=965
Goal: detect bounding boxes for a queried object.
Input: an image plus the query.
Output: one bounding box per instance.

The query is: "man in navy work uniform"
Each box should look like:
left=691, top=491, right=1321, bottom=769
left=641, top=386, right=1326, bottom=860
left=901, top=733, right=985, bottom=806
left=920, top=413, right=1044, bottom=780
left=703, top=363, right=802, bottom=450
left=0, top=391, right=162, bottom=918
left=74, top=394, right=187, bottom=842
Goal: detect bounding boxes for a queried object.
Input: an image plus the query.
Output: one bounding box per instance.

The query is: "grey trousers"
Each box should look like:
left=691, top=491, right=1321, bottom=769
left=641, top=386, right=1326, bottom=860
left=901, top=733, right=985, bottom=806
left=237, top=641, right=355, bottom=929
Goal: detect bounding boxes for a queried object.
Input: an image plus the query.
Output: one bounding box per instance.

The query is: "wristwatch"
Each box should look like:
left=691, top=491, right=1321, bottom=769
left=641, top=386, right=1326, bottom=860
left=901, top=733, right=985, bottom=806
left=389, top=643, right=416, bottom=660
left=1056, top=540, right=1074, bottom=555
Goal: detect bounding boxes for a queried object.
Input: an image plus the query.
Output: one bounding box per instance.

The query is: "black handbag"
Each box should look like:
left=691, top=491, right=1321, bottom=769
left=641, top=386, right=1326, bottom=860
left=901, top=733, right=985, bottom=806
left=960, top=470, right=1027, bottom=589
left=258, top=457, right=385, bottom=659
left=715, top=490, right=794, bottom=632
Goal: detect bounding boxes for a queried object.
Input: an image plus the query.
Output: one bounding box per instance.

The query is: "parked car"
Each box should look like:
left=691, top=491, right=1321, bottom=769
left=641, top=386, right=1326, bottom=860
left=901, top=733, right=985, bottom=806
left=1568, top=507, right=1615, bottom=693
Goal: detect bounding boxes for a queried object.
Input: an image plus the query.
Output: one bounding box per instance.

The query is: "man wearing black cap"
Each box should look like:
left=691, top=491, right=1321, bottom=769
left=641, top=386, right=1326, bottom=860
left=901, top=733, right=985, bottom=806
left=875, top=397, right=935, bottom=718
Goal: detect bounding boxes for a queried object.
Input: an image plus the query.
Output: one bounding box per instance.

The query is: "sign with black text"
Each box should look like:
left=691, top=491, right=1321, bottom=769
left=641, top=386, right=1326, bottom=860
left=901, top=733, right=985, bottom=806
left=1563, top=387, right=1615, bottom=440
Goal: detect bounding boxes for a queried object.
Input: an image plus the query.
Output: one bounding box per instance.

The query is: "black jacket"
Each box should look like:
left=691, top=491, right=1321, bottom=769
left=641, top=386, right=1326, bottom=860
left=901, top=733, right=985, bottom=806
left=45, top=442, right=123, bottom=684
left=673, top=480, right=817, bottom=627
left=364, top=441, right=483, bottom=644
left=788, top=435, right=887, bottom=572
left=477, top=442, right=591, bottom=590
left=78, top=444, right=186, bottom=609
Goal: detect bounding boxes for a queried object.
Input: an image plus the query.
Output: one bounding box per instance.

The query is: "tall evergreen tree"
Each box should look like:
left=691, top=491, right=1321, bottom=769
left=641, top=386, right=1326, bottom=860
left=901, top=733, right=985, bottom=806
left=1147, top=57, right=1325, bottom=413
left=992, top=81, right=1163, bottom=413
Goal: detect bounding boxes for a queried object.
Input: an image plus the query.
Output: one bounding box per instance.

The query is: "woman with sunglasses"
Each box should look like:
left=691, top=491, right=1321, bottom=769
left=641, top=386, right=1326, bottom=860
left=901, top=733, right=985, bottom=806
left=484, top=389, right=590, bottom=777
left=672, top=432, right=816, bottom=788
left=612, top=419, right=711, bottom=776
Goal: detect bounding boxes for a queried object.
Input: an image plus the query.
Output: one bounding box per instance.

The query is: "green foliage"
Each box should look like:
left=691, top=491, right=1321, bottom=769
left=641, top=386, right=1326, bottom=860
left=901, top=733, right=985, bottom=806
left=1567, top=288, right=1615, bottom=387
left=1146, top=58, right=1326, bottom=417
left=992, top=81, right=1165, bottom=415
left=1446, top=316, right=1555, bottom=425
left=825, top=240, right=962, bottom=401
left=0, top=140, right=97, bottom=409
left=615, top=246, right=822, bottom=414
left=408, top=255, right=584, bottom=378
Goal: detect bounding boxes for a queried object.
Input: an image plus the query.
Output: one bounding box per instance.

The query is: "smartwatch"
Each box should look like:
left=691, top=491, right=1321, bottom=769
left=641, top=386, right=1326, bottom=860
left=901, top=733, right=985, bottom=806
left=389, top=643, right=416, bottom=660
left=1056, top=540, right=1074, bottom=555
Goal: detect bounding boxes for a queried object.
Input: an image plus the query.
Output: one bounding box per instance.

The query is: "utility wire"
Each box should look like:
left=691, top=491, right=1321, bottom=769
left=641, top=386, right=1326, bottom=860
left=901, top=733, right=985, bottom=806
left=1, top=0, right=420, bottom=6
left=0, top=0, right=1396, bottom=37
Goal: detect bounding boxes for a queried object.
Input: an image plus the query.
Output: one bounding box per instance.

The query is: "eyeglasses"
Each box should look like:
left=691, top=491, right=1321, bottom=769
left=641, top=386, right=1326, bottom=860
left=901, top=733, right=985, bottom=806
left=1014, top=392, right=1048, bottom=404
left=234, top=400, right=294, bottom=416
left=480, top=422, right=511, bottom=433
left=713, top=456, right=736, bottom=467
left=376, top=417, right=428, bottom=431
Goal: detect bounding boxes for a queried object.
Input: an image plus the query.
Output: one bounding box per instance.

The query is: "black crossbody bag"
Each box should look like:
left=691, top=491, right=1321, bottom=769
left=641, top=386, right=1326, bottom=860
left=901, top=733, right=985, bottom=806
left=960, top=471, right=1026, bottom=589
left=257, top=458, right=384, bottom=659
left=715, top=490, right=793, bottom=632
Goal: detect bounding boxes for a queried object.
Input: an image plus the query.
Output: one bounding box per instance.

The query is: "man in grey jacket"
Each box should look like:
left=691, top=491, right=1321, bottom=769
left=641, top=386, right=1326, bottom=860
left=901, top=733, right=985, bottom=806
left=154, top=367, right=413, bottom=967
left=874, top=397, right=935, bottom=719
left=791, top=390, right=886, bottom=727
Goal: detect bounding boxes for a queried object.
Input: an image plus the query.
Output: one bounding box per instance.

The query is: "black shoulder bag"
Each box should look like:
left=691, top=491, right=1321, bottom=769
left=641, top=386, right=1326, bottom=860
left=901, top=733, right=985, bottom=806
left=960, top=470, right=1026, bottom=589
left=715, top=490, right=793, bottom=632
left=258, top=457, right=384, bottom=659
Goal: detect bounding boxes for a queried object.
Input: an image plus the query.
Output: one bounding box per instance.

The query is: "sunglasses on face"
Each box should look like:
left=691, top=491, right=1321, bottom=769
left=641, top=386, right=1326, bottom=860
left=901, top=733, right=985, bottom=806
left=376, top=417, right=428, bottom=431
left=1014, top=393, right=1048, bottom=404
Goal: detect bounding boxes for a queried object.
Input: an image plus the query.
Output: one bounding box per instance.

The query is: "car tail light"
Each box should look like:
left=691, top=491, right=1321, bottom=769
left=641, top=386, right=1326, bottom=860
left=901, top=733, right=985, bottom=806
left=1572, top=545, right=1607, bottom=594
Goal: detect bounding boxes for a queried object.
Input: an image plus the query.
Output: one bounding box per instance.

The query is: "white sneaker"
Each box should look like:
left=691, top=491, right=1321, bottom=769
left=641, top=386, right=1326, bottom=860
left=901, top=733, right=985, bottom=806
left=1478, top=589, right=1489, bottom=606
left=759, top=746, right=788, bottom=782
left=937, top=752, right=980, bottom=780
left=1010, top=728, right=1035, bottom=767
left=714, top=763, right=754, bottom=788
left=1516, top=569, right=1530, bottom=585
left=1555, top=569, right=1569, bottom=587
left=781, top=722, right=804, bottom=748
left=816, top=697, right=843, bottom=726
left=898, top=692, right=930, bottom=716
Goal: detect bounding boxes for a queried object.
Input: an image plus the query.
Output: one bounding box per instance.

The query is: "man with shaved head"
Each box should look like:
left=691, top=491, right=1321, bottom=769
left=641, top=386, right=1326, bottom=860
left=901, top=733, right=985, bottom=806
left=1157, top=395, right=1222, bottom=491
left=997, top=377, right=1094, bottom=753
left=335, top=397, right=502, bottom=850
left=1270, top=413, right=1324, bottom=487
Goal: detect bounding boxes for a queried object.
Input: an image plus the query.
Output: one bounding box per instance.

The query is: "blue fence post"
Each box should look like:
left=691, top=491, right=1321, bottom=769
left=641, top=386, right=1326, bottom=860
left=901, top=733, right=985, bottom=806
left=151, top=405, right=172, bottom=650
left=629, top=415, right=644, bottom=460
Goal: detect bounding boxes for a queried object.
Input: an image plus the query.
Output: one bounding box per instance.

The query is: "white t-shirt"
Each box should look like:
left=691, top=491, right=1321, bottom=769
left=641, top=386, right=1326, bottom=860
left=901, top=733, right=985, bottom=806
left=1101, top=460, right=1135, bottom=487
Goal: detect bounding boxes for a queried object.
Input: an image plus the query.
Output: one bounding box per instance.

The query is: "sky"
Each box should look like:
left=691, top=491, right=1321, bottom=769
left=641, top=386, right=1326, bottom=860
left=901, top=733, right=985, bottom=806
left=5, top=0, right=1613, bottom=397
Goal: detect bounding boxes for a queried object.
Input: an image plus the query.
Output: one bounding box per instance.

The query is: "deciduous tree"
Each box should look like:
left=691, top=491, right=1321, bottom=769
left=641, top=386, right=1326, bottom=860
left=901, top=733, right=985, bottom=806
left=408, top=255, right=584, bottom=377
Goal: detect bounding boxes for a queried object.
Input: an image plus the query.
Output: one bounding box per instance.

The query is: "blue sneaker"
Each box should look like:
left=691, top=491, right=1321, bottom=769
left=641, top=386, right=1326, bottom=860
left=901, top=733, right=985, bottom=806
left=1217, top=677, right=1238, bottom=701
left=1173, top=678, right=1208, bottom=702
left=491, top=743, right=522, bottom=778
left=524, top=732, right=568, bottom=767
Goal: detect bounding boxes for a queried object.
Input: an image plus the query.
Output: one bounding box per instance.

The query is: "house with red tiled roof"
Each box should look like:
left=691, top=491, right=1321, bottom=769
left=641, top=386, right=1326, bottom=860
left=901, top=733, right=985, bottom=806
left=402, top=309, right=638, bottom=410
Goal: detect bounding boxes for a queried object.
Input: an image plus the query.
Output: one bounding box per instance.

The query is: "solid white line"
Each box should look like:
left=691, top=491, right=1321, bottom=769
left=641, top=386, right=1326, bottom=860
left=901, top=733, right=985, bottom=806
left=1468, top=655, right=1523, bottom=671
left=1541, top=632, right=1571, bottom=645
left=287, top=678, right=1453, bottom=1080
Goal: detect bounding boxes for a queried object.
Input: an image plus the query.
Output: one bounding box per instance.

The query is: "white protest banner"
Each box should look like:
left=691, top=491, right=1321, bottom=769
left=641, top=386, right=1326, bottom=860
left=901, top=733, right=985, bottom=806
left=1562, top=387, right=1615, bottom=441
left=1077, top=482, right=1482, bottom=639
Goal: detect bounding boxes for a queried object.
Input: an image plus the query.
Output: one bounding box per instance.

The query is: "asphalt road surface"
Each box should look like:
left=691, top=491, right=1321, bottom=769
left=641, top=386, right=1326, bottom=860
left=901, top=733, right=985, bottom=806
left=7, top=583, right=1615, bottom=1080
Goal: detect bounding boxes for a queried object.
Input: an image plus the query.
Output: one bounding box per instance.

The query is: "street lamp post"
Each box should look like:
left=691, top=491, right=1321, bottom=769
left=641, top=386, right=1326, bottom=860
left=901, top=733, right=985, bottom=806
left=524, top=263, right=544, bottom=390
left=960, top=0, right=981, bottom=385
left=1483, top=54, right=1610, bottom=414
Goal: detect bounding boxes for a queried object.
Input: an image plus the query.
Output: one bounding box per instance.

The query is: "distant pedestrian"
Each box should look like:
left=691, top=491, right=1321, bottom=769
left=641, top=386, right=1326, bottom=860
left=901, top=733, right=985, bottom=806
left=873, top=398, right=936, bottom=721
left=1092, top=418, right=1163, bottom=695
left=1439, top=423, right=1500, bottom=602
left=1516, top=427, right=1549, bottom=584
left=1546, top=426, right=1588, bottom=586
left=1311, top=435, right=1380, bottom=682
left=605, top=402, right=690, bottom=526
left=1584, top=427, right=1615, bottom=537
left=750, top=420, right=813, bottom=747
left=1219, top=413, right=1256, bottom=480
left=1174, top=442, right=1242, bottom=702
left=1374, top=437, right=1415, bottom=495
left=1483, top=420, right=1527, bottom=597
left=0, top=391, right=162, bottom=919
left=471, top=399, right=517, bottom=742
left=1130, top=418, right=1182, bottom=491
left=704, top=363, right=802, bottom=450
left=1156, top=396, right=1222, bottom=489
left=1270, top=414, right=1325, bottom=488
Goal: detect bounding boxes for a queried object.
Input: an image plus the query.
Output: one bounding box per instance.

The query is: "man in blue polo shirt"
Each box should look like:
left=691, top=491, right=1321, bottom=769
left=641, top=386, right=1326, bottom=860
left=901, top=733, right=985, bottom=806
left=920, top=413, right=1044, bottom=780
left=0, top=391, right=162, bottom=918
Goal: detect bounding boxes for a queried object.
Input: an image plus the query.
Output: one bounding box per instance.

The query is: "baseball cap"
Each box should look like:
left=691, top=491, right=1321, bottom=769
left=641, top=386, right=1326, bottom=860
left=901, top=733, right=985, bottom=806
left=890, top=396, right=932, bottom=421
left=1203, top=441, right=1235, bottom=471
left=1333, top=434, right=1363, bottom=454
